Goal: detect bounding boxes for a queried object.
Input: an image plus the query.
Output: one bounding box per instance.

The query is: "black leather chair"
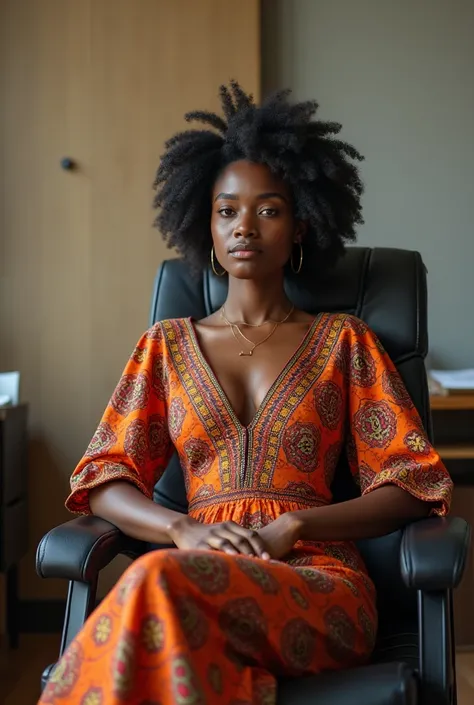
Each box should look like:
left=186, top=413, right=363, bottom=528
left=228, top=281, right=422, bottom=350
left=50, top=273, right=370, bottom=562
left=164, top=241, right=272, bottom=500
left=37, top=247, right=471, bottom=705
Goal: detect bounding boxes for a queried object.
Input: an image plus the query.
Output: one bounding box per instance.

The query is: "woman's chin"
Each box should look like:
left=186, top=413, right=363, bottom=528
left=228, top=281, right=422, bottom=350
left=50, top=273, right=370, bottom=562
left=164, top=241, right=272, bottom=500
left=226, top=263, right=281, bottom=281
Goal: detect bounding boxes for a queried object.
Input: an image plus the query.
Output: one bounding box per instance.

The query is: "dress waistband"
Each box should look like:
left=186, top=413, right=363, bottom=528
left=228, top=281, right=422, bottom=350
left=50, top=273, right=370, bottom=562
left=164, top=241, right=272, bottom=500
left=188, top=488, right=329, bottom=513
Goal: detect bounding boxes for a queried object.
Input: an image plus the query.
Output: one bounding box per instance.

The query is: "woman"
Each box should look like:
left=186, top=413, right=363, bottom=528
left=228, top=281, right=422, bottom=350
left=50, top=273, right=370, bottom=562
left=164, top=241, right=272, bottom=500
left=39, top=82, right=452, bottom=705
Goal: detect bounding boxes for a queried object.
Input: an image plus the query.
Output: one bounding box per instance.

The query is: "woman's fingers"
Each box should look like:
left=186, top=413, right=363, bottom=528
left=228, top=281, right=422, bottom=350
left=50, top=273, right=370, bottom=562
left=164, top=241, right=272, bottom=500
left=193, top=521, right=272, bottom=559
left=199, top=536, right=239, bottom=555
left=226, top=523, right=271, bottom=559
left=209, top=527, right=256, bottom=555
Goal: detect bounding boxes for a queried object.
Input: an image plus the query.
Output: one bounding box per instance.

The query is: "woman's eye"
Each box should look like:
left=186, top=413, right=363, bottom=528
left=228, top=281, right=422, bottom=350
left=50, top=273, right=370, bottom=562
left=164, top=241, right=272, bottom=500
left=259, top=208, right=278, bottom=217
left=218, top=207, right=235, bottom=217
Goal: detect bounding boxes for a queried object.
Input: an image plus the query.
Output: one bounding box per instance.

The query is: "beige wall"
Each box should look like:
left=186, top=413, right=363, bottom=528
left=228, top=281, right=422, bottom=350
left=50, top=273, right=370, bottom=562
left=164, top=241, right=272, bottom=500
left=0, top=0, right=260, bottom=606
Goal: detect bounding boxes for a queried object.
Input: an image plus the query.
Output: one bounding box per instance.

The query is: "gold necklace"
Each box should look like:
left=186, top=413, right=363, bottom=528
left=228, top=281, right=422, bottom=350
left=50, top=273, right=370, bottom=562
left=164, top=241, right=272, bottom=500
left=221, top=305, right=295, bottom=357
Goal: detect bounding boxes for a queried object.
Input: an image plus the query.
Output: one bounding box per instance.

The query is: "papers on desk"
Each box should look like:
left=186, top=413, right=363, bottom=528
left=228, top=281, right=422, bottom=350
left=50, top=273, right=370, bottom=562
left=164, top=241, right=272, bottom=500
left=429, top=369, right=474, bottom=392
left=0, top=371, right=20, bottom=406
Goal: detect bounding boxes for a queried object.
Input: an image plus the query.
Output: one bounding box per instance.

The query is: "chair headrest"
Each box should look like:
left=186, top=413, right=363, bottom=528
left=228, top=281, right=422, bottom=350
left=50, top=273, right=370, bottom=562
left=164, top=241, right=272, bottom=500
left=150, top=247, right=427, bottom=365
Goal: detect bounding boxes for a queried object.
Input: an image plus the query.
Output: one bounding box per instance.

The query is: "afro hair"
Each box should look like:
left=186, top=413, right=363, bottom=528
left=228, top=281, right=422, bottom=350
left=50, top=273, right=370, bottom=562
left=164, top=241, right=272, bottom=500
left=153, top=80, right=364, bottom=275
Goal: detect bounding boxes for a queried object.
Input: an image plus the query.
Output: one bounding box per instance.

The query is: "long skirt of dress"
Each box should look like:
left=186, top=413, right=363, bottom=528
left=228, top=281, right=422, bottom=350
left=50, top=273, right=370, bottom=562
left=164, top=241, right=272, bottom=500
left=38, top=549, right=377, bottom=705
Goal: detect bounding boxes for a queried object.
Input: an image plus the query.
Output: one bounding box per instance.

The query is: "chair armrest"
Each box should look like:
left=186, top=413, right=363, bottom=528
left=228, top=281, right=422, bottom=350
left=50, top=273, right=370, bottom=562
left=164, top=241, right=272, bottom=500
left=36, top=516, right=146, bottom=582
left=400, top=516, right=471, bottom=591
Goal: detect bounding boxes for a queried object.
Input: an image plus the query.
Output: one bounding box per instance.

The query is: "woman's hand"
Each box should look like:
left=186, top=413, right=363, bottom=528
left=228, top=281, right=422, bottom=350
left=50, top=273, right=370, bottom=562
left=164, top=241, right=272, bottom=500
left=257, top=512, right=302, bottom=560
left=169, top=515, right=270, bottom=559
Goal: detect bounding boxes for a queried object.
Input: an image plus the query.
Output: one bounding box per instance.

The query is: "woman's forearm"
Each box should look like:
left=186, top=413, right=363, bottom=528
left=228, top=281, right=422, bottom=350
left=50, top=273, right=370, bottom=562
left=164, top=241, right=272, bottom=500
left=89, top=481, right=193, bottom=544
left=293, top=485, right=431, bottom=542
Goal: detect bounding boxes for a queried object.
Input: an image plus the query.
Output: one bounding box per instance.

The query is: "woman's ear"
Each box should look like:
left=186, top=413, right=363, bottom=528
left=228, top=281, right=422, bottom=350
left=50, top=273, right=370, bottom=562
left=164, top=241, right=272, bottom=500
left=294, top=220, right=308, bottom=243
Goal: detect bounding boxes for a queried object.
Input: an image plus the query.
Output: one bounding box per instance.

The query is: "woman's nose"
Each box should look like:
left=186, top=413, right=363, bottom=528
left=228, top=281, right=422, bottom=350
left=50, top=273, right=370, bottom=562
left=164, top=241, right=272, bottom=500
left=233, top=218, right=257, bottom=238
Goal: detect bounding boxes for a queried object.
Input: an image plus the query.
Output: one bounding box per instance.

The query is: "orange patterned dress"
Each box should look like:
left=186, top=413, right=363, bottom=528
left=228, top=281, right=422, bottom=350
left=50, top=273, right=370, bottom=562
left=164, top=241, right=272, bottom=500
left=39, top=314, right=452, bottom=705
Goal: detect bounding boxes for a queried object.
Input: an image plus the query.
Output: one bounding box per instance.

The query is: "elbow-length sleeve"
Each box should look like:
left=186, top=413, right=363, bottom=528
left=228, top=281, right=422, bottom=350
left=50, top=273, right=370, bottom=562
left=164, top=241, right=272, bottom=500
left=66, top=323, right=173, bottom=515
left=339, top=316, right=452, bottom=516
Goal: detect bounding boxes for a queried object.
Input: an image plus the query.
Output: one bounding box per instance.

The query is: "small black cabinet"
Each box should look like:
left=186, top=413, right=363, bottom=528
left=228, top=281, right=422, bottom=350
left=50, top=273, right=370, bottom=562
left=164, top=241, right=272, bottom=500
left=0, top=404, right=28, bottom=648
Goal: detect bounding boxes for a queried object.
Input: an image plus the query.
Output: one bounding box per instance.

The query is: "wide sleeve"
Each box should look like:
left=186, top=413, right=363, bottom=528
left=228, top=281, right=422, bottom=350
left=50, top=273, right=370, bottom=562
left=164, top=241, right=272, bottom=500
left=66, top=323, right=173, bottom=515
left=340, top=316, right=453, bottom=516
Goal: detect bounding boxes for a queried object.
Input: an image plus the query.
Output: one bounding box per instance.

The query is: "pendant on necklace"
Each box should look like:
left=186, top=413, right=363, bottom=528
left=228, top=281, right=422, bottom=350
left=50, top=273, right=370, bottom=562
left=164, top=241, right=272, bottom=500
left=239, top=350, right=253, bottom=357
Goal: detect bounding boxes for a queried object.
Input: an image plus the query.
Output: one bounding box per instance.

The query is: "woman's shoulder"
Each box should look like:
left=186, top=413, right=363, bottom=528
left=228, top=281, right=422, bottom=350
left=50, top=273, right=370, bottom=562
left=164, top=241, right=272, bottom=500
left=138, top=318, right=191, bottom=346
left=320, top=312, right=372, bottom=337
left=145, top=317, right=190, bottom=333
left=319, top=313, right=387, bottom=353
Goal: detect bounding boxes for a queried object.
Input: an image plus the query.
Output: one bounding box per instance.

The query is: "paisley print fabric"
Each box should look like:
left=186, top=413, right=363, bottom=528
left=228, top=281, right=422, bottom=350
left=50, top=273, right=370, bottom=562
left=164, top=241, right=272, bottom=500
left=280, top=617, right=317, bottom=672
left=92, top=614, right=113, bottom=647
left=349, top=342, right=377, bottom=388
left=404, top=429, right=432, bottom=456
left=334, top=338, right=350, bottom=378
left=112, top=629, right=136, bottom=699
left=85, top=423, right=117, bottom=458
left=110, top=372, right=150, bottom=416
left=218, top=597, right=268, bottom=658
left=289, top=585, right=309, bottom=610
left=168, top=397, right=187, bottom=442
left=148, top=414, right=169, bottom=461
left=40, top=314, right=452, bottom=705
left=314, top=381, right=343, bottom=430
left=151, top=353, right=167, bottom=401
left=240, top=509, right=273, bottom=530
left=124, top=419, right=148, bottom=466
left=178, top=553, right=230, bottom=595
left=353, top=400, right=397, bottom=449
left=324, top=606, right=358, bottom=664
left=184, top=437, right=213, bottom=478
left=140, top=615, right=165, bottom=653
left=294, top=566, right=336, bottom=593
left=382, top=370, right=414, bottom=409
left=283, top=422, right=320, bottom=473
left=235, top=557, right=280, bottom=595
left=176, top=597, right=209, bottom=649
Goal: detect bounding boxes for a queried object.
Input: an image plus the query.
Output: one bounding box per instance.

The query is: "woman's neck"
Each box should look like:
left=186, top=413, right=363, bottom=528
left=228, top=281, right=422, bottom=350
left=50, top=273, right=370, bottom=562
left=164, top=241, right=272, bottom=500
left=223, top=275, right=292, bottom=325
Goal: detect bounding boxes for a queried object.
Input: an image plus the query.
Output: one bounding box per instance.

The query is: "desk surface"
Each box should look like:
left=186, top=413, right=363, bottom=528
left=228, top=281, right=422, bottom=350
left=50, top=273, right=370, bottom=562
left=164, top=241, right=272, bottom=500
left=430, top=394, right=474, bottom=410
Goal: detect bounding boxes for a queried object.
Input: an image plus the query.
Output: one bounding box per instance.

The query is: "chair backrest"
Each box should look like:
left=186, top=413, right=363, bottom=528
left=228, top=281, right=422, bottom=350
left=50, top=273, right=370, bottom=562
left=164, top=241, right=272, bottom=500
left=150, top=247, right=430, bottom=622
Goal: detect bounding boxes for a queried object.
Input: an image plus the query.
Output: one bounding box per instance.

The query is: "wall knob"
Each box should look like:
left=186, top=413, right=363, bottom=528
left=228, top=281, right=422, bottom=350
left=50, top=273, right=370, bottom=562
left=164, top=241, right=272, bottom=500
left=60, top=157, right=76, bottom=171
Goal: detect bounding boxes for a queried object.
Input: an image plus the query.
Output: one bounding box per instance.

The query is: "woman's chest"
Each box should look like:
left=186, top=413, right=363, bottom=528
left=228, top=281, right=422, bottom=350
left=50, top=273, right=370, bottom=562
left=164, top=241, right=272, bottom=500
left=163, top=316, right=349, bottom=495
left=190, top=320, right=319, bottom=428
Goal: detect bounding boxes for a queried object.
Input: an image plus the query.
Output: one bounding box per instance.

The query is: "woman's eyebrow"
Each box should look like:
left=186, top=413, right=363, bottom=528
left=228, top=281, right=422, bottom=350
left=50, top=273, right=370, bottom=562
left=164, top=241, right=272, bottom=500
left=214, top=192, right=288, bottom=203
left=214, top=192, right=239, bottom=202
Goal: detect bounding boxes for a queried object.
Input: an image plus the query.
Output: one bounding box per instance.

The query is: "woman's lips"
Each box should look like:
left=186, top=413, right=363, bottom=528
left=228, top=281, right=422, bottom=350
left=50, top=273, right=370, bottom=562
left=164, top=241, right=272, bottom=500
left=229, top=249, right=260, bottom=259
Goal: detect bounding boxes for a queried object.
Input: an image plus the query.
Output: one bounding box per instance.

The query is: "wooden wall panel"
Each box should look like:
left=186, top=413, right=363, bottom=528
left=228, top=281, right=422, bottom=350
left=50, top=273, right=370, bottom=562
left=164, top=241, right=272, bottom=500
left=1, top=0, right=95, bottom=604
left=0, top=0, right=260, bottom=607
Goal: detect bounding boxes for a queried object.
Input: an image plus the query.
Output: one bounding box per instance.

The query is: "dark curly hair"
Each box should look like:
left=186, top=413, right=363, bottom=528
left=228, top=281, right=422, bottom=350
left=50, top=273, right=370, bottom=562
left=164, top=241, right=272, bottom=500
left=153, top=81, right=364, bottom=275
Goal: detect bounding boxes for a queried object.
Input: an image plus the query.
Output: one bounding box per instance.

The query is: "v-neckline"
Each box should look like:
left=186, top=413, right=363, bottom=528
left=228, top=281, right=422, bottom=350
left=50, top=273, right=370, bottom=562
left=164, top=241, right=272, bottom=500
left=185, top=314, right=323, bottom=432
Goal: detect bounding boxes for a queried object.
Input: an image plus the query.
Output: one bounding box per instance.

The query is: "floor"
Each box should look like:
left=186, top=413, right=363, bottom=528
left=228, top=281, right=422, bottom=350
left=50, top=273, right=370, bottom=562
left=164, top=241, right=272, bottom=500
left=1, top=635, right=474, bottom=704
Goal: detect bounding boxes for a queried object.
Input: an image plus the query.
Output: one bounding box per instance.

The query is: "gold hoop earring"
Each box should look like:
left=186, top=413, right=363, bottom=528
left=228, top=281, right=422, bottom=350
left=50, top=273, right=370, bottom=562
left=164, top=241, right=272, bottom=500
left=211, top=246, right=226, bottom=277
left=290, top=243, right=303, bottom=274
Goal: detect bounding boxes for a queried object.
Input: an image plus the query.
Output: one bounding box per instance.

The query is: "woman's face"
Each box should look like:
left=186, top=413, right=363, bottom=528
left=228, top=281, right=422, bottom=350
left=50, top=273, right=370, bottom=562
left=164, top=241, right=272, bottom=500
left=210, top=160, right=305, bottom=279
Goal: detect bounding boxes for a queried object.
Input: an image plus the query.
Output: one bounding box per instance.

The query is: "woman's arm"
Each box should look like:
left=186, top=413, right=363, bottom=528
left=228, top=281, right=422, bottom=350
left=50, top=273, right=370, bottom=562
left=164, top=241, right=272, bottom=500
left=258, top=486, right=430, bottom=559
left=293, top=485, right=430, bottom=542
left=90, top=481, right=270, bottom=556
left=89, top=481, right=187, bottom=544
